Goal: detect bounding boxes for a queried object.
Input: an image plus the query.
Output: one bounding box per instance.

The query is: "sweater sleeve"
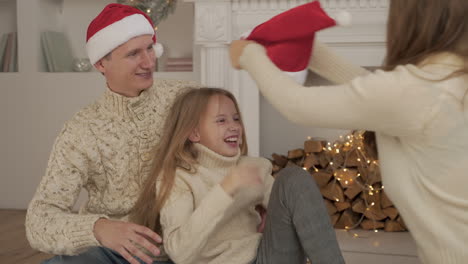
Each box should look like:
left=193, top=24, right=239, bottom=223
left=160, top=178, right=234, bottom=264
left=25, top=121, right=108, bottom=255
left=308, top=40, right=370, bottom=84
left=239, top=43, right=431, bottom=136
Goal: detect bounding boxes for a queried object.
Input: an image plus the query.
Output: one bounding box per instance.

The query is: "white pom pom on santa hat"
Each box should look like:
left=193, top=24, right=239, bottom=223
left=153, top=42, right=164, bottom=58
left=333, top=10, right=352, bottom=27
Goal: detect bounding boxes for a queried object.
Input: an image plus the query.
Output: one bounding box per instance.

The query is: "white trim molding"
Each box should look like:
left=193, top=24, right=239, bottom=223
left=186, top=0, right=389, bottom=156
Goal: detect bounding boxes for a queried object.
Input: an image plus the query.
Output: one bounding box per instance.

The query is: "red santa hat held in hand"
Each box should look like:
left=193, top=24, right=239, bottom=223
left=243, top=1, right=351, bottom=84
left=86, top=3, right=164, bottom=65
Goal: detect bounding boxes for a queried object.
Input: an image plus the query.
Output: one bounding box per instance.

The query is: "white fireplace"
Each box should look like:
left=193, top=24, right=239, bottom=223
left=186, top=0, right=389, bottom=156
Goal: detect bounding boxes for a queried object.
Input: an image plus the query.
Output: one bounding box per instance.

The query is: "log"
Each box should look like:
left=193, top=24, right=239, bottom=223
left=336, top=168, right=358, bottom=189
left=272, top=164, right=282, bottom=174
left=335, top=201, right=351, bottom=212
left=361, top=191, right=387, bottom=221
left=330, top=213, right=340, bottom=226
left=384, top=220, right=406, bottom=232
left=344, top=150, right=360, bottom=167
left=335, top=209, right=360, bottom=229
left=272, top=153, right=288, bottom=167
left=293, top=158, right=304, bottom=167
left=383, top=207, right=399, bottom=220
left=364, top=206, right=387, bottom=221
left=366, top=162, right=382, bottom=185
left=357, top=164, right=369, bottom=183
left=286, top=160, right=298, bottom=168
left=360, top=219, right=385, bottom=230
left=397, top=216, right=407, bottom=230
left=321, top=181, right=345, bottom=202
left=304, top=140, right=324, bottom=153
left=324, top=199, right=337, bottom=215
left=318, top=152, right=330, bottom=168
left=344, top=183, right=362, bottom=200
left=361, top=189, right=382, bottom=207
left=329, top=152, right=344, bottom=168
left=288, top=148, right=305, bottom=159
left=311, top=171, right=333, bottom=188
left=351, top=198, right=366, bottom=214
left=303, top=154, right=320, bottom=169
left=381, top=191, right=394, bottom=208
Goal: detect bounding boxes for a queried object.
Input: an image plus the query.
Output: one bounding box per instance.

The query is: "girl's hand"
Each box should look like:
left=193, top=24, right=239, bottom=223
left=229, top=40, right=256, bottom=69
left=221, top=163, right=263, bottom=196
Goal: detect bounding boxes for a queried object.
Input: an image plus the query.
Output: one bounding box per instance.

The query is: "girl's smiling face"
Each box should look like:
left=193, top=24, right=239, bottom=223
left=189, top=94, right=243, bottom=157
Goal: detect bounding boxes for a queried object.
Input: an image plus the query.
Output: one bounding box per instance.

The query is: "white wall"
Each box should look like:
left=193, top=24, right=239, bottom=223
left=0, top=0, right=16, bottom=35
left=260, top=72, right=349, bottom=158
left=0, top=0, right=196, bottom=209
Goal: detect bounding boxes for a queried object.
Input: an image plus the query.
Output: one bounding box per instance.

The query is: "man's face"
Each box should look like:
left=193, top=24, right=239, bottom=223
left=95, top=35, right=156, bottom=97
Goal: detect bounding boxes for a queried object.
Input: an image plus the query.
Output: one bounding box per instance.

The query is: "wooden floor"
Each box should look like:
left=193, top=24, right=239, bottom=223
left=1, top=209, right=420, bottom=264
left=0, top=209, right=52, bottom=264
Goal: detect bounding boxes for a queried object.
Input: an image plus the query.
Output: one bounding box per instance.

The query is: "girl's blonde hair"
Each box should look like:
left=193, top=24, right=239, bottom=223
left=384, top=0, right=468, bottom=73
left=131, top=87, right=248, bottom=232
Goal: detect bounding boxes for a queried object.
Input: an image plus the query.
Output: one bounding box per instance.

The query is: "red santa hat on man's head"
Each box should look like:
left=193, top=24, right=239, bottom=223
left=243, top=1, right=351, bottom=84
left=86, top=3, right=164, bottom=65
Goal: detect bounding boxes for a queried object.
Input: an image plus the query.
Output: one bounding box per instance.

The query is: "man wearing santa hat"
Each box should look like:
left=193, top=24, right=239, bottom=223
left=26, top=3, right=194, bottom=264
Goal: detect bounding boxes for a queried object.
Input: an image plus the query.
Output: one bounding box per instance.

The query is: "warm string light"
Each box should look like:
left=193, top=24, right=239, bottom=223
left=310, top=131, right=385, bottom=234
left=117, top=0, right=178, bottom=26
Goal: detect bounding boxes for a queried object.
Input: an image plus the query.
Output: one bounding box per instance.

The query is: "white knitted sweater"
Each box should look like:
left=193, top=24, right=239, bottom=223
left=240, top=42, right=468, bottom=264
left=26, top=79, right=195, bottom=255
left=160, top=144, right=274, bottom=264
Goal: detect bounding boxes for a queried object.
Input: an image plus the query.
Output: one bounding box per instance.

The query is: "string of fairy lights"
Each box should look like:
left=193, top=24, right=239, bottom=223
left=304, top=130, right=385, bottom=235
left=116, top=0, right=177, bottom=27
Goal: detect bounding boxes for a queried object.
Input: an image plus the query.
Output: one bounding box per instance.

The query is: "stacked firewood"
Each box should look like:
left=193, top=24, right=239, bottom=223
left=270, top=132, right=407, bottom=232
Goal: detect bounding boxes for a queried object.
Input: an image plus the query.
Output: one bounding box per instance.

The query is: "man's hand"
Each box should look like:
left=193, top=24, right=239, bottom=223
left=229, top=40, right=255, bottom=69
left=93, top=218, right=162, bottom=264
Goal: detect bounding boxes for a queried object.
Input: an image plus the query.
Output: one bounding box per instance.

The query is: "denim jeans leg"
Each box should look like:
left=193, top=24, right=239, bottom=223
left=41, top=247, right=174, bottom=264
left=41, top=247, right=121, bottom=264
left=255, top=166, right=345, bottom=264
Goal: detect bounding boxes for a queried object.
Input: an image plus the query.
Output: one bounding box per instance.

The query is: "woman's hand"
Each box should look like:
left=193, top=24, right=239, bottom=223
left=255, top=205, right=267, bottom=233
left=229, top=40, right=256, bottom=69
left=93, top=218, right=162, bottom=264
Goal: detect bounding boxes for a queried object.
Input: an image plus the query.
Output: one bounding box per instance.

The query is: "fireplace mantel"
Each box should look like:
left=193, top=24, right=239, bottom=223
left=185, top=0, right=389, bottom=156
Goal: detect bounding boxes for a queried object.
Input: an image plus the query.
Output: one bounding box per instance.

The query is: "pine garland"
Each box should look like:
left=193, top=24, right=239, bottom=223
left=117, top=0, right=177, bottom=26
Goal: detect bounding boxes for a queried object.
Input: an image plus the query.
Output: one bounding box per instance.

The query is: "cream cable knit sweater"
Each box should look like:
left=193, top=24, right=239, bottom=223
left=240, top=43, right=468, bottom=264
left=159, top=144, right=274, bottom=264
left=26, top=79, right=195, bottom=256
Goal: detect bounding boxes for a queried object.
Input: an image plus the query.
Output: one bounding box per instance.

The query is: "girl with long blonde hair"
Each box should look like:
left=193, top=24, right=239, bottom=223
left=131, top=87, right=344, bottom=264
left=230, top=0, right=468, bottom=263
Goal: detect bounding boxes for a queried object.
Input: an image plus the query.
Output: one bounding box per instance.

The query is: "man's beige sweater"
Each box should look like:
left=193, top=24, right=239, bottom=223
left=159, top=144, right=274, bottom=264
left=26, top=79, right=194, bottom=255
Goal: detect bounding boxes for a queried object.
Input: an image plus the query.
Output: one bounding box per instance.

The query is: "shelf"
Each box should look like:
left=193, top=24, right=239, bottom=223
left=0, top=0, right=18, bottom=72
left=35, top=71, right=197, bottom=81
left=35, top=0, right=195, bottom=73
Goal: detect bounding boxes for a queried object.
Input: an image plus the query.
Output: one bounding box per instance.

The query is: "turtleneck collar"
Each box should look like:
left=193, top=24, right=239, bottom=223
left=99, top=86, right=152, bottom=119
left=194, top=143, right=240, bottom=170
left=409, top=52, right=466, bottom=80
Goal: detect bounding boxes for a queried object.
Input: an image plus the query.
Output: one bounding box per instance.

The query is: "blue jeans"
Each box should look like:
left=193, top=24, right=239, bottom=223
left=41, top=247, right=174, bottom=264
left=253, top=166, right=345, bottom=264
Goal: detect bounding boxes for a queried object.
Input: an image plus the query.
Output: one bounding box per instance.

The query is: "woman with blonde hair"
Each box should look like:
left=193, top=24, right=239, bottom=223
left=230, top=0, right=468, bottom=263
